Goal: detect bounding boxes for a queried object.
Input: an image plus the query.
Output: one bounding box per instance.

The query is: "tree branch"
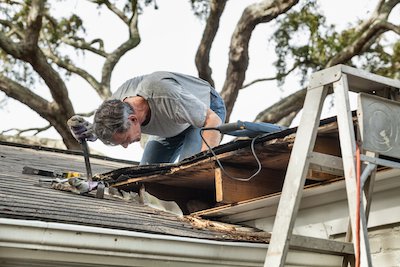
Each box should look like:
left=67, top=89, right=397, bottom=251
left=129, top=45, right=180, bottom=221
left=254, top=88, right=306, bottom=124
left=0, top=70, right=79, bottom=149
left=0, top=96, right=7, bottom=109
left=0, top=19, right=24, bottom=38
left=241, top=63, right=298, bottom=89
left=61, top=37, right=108, bottom=57
left=43, top=47, right=105, bottom=97
left=220, top=0, right=299, bottom=122
left=327, top=20, right=398, bottom=66
left=23, top=0, right=44, bottom=50
left=0, top=28, right=23, bottom=58
left=255, top=0, right=400, bottom=125
left=195, top=0, right=227, bottom=88
left=100, top=0, right=140, bottom=97
left=89, top=0, right=130, bottom=24
left=382, top=21, right=400, bottom=35
left=1, top=124, right=52, bottom=136
left=0, top=74, right=52, bottom=117
left=0, top=1, right=80, bottom=149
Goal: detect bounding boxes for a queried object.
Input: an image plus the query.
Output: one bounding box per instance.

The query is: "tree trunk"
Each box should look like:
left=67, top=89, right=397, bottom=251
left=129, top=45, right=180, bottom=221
left=220, top=0, right=299, bottom=122
left=195, top=0, right=227, bottom=88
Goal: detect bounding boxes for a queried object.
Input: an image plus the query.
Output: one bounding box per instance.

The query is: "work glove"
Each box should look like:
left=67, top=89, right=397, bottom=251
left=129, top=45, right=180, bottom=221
left=68, top=177, right=99, bottom=194
left=67, top=115, right=97, bottom=142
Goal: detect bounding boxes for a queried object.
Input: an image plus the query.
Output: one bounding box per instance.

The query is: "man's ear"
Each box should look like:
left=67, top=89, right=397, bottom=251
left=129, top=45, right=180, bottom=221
left=128, top=114, right=138, bottom=124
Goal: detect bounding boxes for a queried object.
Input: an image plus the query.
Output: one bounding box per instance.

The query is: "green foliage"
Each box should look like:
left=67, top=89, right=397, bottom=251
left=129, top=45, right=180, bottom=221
left=358, top=40, right=400, bottom=79
left=0, top=51, right=38, bottom=87
left=189, top=0, right=209, bottom=20
left=91, top=0, right=138, bottom=13
left=272, top=0, right=343, bottom=86
left=0, top=1, right=87, bottom=85
left=0, top=0, right=157, bottom=89
left=137, top=0, right=158, bottom=13
left=0, top=1, right=38, bottom=86
left=42, top=14, right=86, bottom=47
left=271, top=0, right=399, bottom=87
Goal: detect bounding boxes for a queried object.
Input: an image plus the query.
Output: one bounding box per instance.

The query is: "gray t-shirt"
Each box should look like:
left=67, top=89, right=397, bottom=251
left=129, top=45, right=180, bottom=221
left=111, top=71, right=211, bottom=138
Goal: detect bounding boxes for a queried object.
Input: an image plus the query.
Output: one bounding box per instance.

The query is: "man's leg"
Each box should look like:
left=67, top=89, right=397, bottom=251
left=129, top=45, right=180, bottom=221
left=141, top=125, right=206, bottom=165
left=209, top=88, right=226, bottom=123
left=140, top=137, right=181, bottom=165
left=179, top=88, right=226, bottom=162
left=178, top=126, right=202, bottom=161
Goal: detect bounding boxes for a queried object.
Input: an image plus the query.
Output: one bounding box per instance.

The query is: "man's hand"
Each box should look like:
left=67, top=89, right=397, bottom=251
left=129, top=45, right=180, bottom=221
left=201, top=109, right=222, bottom=151
left=67, top=115, right=97, bottom=142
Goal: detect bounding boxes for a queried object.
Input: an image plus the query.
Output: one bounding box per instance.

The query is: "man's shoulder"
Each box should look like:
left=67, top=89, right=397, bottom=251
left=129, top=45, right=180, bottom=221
left=144, top=71, right=175, bottom=81
left=112, top=75, right=147, bottom=99
left=140, top=72, right=181, bottom=92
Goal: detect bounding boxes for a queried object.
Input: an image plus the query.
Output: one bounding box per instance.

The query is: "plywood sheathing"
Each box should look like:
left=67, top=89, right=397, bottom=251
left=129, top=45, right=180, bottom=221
left=100, top=117, right=344, bottom=205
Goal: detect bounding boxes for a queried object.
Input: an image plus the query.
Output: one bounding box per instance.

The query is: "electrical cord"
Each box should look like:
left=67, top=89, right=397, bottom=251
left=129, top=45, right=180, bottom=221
left=200, top=128, right=262, bottom=182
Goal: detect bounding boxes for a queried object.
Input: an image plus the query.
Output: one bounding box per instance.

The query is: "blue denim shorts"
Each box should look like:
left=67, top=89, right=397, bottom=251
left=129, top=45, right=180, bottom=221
left=210, top=87, right=226, bottom=122
left=140, top=87, right=226, bottom=165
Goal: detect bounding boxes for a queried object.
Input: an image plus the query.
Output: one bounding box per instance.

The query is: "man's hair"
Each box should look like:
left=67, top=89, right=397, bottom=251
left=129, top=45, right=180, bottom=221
left=93, top=99, right=135, bottom=145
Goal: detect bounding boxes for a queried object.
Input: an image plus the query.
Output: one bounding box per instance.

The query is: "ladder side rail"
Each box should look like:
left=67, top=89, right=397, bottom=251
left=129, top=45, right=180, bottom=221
left=342, top=151, right=377, bottom=267
left=333, top=74, right=372, bottom=267
left=342, top=222, right=356, bottom=267
left=264, top=85, right=328, bottom=267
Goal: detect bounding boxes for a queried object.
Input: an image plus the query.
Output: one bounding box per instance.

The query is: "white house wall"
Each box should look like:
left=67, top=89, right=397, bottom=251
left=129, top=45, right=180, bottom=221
left=368, top=225, right=400, bottom=267
left=238, top=169, right=400, bottom=267
left=243, top=170, right=400, bottom=238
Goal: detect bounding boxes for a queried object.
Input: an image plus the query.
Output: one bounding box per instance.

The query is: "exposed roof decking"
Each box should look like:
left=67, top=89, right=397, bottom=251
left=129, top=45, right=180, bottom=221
left=100, top=117, right=343, bottom=205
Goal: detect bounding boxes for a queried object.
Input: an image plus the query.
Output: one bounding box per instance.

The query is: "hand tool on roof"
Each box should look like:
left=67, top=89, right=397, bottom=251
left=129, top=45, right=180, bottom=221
left=22, top=166, right=82, bottom=178
left=215, top=120, right=287, bottom=137
left=80, top=138, right=93, bottom=181
left=79, top=138, right=105, bottom=198
left=24, top=165, right=104, bottom=197
left=67, top=115, right=95, bottom=181
left=66, top=115, right=104, bottom=198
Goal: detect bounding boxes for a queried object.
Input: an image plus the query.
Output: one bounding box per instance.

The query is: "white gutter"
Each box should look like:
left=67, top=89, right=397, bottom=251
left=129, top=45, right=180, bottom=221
left=0, top=218, right=342, bottom=267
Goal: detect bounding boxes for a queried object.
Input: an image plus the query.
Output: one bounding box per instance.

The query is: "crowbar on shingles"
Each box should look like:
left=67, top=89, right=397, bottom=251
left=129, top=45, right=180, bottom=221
left=80, top=139, right=104, bottom=198
left=80, top=139, right=92, bottom=181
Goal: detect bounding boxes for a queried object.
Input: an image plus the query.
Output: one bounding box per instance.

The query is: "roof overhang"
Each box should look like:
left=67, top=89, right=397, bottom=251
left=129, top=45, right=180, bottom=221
left=195, top=168, right=400, bottom=236
left=0, top=218, right=346, bottom=267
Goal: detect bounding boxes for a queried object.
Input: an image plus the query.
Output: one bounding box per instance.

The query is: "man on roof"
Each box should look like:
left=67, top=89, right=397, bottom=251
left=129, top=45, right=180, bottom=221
left=68, top=71, right=226, bottom=165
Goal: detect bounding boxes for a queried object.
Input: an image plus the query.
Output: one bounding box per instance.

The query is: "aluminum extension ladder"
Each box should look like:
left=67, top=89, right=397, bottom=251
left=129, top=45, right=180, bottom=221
left=263, top=65, right=400, bottom=267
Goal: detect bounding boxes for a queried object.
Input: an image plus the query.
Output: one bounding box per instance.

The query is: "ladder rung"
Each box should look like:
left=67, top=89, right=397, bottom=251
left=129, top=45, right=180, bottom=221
left=289, top=234, right=354, bottom=256
left=309, top=152, right=344, bottom=176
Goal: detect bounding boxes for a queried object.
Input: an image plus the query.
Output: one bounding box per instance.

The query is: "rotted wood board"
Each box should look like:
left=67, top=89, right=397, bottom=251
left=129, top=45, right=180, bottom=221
left=108, top=119, right=343, bottom=205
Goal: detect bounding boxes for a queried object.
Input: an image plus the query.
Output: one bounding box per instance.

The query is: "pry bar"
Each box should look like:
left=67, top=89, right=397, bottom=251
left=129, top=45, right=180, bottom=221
left=80, top=139, right=92, bottom=181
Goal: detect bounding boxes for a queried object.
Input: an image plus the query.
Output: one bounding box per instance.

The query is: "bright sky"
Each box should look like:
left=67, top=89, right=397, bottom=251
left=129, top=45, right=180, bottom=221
left=0, top=0, right=395, bottom=162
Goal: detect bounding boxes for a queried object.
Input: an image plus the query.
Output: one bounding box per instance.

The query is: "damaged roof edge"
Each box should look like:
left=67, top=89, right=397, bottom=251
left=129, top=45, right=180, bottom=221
left=0, top=218, right=347, bottom=267
left=98, top=113, right=344, bottom=182
left=182, top=113, right=343, bottom=164
left=0, top=217, right=266, bottom=267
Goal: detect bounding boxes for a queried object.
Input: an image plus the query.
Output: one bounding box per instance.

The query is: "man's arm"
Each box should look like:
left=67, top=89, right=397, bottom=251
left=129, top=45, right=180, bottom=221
left=201, top=108, right=222, bottom=151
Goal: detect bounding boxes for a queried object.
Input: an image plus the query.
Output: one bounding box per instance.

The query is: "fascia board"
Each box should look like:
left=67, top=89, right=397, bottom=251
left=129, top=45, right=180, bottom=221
left=0, top=218, right=344, bottom=267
